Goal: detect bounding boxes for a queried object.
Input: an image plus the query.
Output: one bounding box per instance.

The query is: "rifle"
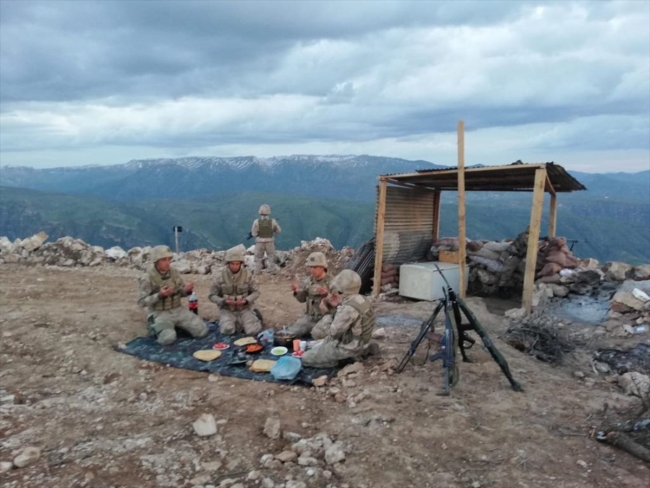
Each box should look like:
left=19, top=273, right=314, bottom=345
left=396, top=263, right=523, bottom=394
left=245, top=232, right=254, bottom=241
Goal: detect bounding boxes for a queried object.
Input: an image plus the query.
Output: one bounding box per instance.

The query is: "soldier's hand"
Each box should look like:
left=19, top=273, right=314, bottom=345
left=238, top=299, right=248, bottom=306
left=316, top=286, right=329, bottom=296
left=184, top=283, right=194, bottom=294
left=291, top=283, right=299, bottom=293
left=225, top=298, right=235, bottom=306
left=159, top=286, right=174, bottom=298
left=319, top=298, right=329, bottom=314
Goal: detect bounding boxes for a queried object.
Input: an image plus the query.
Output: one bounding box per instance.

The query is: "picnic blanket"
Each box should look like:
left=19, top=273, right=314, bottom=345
left=114, top=321, right=340, bottom=385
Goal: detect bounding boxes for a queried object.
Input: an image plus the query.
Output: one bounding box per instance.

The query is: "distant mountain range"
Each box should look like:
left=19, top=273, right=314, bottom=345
left=0, top=155, right=648, bottom=264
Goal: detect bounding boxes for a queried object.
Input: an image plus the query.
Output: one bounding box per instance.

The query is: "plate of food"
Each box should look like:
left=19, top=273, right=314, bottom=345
left=244, top=343, right=264, bottom=354
left=213, top=342, right=230, bottom=351
left=291, top=351, right=304, bottom=358
left=270, top=346, right=288, bottom=356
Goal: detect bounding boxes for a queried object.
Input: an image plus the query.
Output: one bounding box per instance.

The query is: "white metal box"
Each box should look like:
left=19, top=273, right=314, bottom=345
left=399, top=262, right=468, bottom=301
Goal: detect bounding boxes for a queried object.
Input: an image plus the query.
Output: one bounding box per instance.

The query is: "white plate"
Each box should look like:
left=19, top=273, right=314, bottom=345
left=271, top=347, right=288, bottom=356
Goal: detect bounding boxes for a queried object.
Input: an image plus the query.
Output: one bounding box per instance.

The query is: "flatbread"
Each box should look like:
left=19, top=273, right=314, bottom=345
left=234, top=337, right=258, bottom=347
left=250, top=359, right=276, bottom=373
left=193, top=350, right=222, bottom=361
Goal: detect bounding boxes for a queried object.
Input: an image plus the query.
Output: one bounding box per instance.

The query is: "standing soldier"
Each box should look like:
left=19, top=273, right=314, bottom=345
left=251, top=204, right=281, bottom=274
left=138, top=245, right=208, bottom=345
left=209, top=245, right=262, bottom=336
left=301, top=270, right=375, bottom=368
left=287, top=252, right=333, bottom=338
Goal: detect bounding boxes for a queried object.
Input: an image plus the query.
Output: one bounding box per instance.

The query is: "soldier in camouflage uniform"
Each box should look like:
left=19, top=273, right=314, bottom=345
left=301, top=270, right=375, bottom=368
left=209, top=245, right=262, bottom=336
left=251, top=204, right=281, bottom=274
left=287, top=252, right=333, bottom=338
left=498, top=227, right=530, bottom=296
left=138, top=245, right=208, bottom=345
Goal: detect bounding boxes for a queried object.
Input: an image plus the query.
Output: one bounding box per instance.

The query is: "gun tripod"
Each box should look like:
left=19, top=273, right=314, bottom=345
left=396, top=270, right=523, bottom=395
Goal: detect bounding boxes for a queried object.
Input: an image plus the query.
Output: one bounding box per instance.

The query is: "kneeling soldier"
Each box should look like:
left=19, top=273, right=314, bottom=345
left=138, top=245, right=208, bottom=345
left=209, top=245, right=262, bottom=336
left=301, top=270, right=375, bottom=368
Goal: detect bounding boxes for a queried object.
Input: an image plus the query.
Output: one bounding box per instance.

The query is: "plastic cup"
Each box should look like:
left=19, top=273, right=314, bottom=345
left=300, top=341, right=307, bottom=352
left=293, top=339, right=301, bottom=352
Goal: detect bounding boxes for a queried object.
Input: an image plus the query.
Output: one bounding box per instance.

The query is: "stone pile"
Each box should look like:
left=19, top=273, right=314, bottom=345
left=0, top=232, right=354, bottom=277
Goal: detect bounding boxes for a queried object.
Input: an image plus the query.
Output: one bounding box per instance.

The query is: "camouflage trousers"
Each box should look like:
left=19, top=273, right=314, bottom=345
left=499, top=254, right=522, bottom=287
left=254, top=241, right=277, bottom=274
left=301, top=338, right=363, bottom=368
left=287, top=314, right=332, bottom=339
left=148, top=307, right=209, bottom=345
left=219, top=307, right=262, bottom=336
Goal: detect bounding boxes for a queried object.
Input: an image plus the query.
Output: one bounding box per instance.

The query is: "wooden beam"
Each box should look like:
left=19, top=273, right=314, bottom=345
left=372, top=178, right=388, bottom=297
left=457, top=120, right=467, bottom=298
left=545, top=173, right=556, bottom=195
left=432, top=190, right=441, bottom=241
left=522, top=168, right=547, bottom=313
left=549, top=193, right=558, bottom=238
left=385, top=163, right=546, bottom=180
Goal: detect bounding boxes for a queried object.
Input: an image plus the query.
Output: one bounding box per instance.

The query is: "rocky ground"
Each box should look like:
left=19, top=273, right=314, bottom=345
left=1, top=262, right=649, bottom=488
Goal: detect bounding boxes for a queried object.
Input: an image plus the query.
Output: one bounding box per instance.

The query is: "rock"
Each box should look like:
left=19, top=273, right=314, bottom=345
left=3, top=253, right=22, bottom=263
left=0, top=236, right=12, bottom=254
left=276, top=451, right=298, bottom=463
left=550, top=284, right=570, bottom=298
left=190, top=474, right=212, bottom=486
left=247, top=470, right=262, bottom=480
left=505, top=308, right=526, bottom=320
left=263, top=415, right=281, bottom=439
left=282, top=431, right=302, bottom=442
left=0, top=461, right=12, bottom=474
left=337, top=362, right=364, bottom=377
left=20, top=232, right=48, bottom=252
left=578, top=258, right=599, bottom=269
left=259, top=454, right=275, bottom=467
left=573, top=268, right=604, bottom=285
left=593, top=361, right=610, bottom=374
left=611, top=291, right=645, bottom=313
left=324, top=442, right=346, bottom=464
left=633, top=264, right=650, bottom=281
left=261, top=479, right=275, bottom=488
left=371, top=328, right=386, bottom=339
left=105, top=246, right=127, bottom=260
left=13, top=447, right=41, bottom=468
left=576, top=460, right=588, bottom=469
left=603, top=262, right=632, bottom=282
left=297, top=456, right=318, bottom=466
left=285, top=481, right=307, bottom=488
left=203, top=460, right=223, bottom=472
left=312, top=375, right=329, bottom=387
left=618, top=372, right=650, bottom=400
left=172, top=258, right=192, bottom=274
left=193, top=414, right=217, bottom=437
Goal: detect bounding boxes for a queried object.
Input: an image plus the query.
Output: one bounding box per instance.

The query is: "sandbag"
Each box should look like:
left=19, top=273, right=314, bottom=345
left=538, top=262, right=562, bottom=277
left=468, top=247, right=500, bottom=261
left=469, top=256, right=504, bottom=273
left=484, top=241, right=511, bottom=253
left=381, top=269, right=397, bottom=279
left=467, top=241, right=483, bottom=252
left=381, top=263, right=395, bottom=273
left=538, top=274, right=562, bottom=284
left=381, top=276, right=398, bottom=286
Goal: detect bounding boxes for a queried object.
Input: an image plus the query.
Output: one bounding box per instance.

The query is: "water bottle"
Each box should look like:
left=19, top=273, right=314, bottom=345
left=189, top=292, right=198, bottom=315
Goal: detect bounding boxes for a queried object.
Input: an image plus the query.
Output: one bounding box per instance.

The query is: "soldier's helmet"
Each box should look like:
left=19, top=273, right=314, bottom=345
left=225, top=245, right=246, bottom=263
left=259, top=204, right=271, bottom=215
left=151, top=245, right=173, bottom=263
left=330, top=270, right=361, bottom=296
left=306, top=252, right=327, bottom=269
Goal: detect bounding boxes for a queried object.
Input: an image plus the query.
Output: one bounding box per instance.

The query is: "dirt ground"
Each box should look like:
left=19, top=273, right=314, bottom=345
left=1, top=264, right=648, bottom=488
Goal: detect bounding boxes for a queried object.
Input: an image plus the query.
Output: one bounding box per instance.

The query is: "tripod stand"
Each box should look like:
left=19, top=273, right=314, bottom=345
left=397, top=265, right=523, bottom=395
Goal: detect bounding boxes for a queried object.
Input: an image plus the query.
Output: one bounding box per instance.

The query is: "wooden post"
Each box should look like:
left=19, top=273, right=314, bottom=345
left=432, top=190, right=441, bottom=242
left=457, top=120, right=467, bottom=298
left=372, top=178, right=388, bottom=297
left=522, top=168, right=547, bottom=313
left=549, top=193, right=557, bottom=238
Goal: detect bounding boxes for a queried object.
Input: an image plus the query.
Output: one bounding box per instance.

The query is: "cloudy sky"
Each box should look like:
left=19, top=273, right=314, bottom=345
left=0, top=0, right=648, bottom=172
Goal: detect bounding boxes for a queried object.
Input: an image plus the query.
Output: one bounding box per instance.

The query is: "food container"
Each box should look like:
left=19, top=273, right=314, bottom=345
left=274, top=332, right=295, bottom=348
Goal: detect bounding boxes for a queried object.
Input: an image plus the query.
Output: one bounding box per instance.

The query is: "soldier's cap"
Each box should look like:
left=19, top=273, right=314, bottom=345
left=151, top=245, right=173, bottom=263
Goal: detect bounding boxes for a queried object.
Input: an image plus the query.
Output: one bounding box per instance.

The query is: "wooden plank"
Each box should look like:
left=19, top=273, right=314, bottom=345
left=545, top=173, right=556, bottom=195
left=386, top=163, right=545, bottom=180
left=457, top=120, right=467, bottom=298
left=432, top=190, right=441, bottom=241
left=549, top=193, right=558, bottom=238
left=522, top=168, right=547, bottom=313
left=372, top=178, right=388, bottom=297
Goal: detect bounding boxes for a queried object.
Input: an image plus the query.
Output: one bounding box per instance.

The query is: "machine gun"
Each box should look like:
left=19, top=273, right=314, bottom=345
left=396, top=263, right=523, bottom=395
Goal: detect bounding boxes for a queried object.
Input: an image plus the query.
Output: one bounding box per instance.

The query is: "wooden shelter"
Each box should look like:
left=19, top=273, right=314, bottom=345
left=372, top=161, right=586, bottom=312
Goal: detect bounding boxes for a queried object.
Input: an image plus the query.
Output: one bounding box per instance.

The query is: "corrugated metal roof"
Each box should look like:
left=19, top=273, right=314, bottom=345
left=380, top=162, right=586, bottom=193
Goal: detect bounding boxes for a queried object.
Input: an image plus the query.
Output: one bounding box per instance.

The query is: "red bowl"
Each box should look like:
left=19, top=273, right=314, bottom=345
left=213, top=343, right=230, bottom=350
